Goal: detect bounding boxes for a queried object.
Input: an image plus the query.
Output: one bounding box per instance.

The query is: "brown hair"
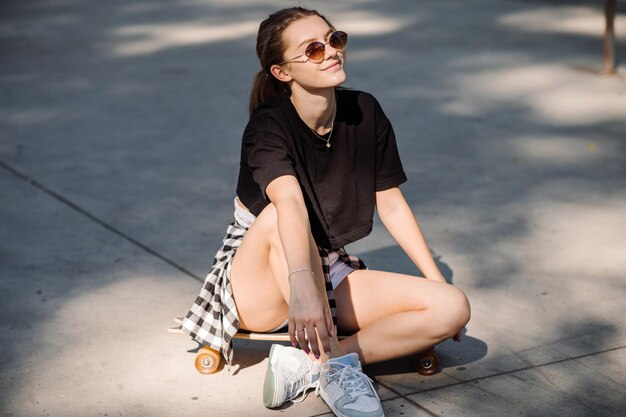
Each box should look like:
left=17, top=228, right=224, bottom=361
left=248, top=7, right=334, bottom=115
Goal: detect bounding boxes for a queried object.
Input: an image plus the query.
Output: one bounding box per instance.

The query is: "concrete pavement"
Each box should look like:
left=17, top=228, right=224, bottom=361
left=1, top=0, right=625, bottom=416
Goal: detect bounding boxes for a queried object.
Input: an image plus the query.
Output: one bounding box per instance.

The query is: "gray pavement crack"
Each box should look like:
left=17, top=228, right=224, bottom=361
left=0, top=159, right=203, bottom=282
left=403, top=344, right=625, bottom=396
left=4, top=158, right=623, bottom=416
left=373, top=383, right=440, bottom=417
left=361, top=345, right=625, bottom=416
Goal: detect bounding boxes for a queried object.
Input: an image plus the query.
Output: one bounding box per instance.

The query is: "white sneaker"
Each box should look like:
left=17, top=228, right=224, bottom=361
left=263, top=344, right=321, bottom=408
left=317, top=353, right=384, bottom=417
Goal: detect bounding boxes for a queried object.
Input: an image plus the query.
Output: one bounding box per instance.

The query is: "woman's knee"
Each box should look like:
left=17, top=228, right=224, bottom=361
left=255, top=202, right=277, bottom=234
left=450, top=286, right=471, bottom=328
left=429, top=285, right=471, bottom=339
left=256, top=203, right=285, bottom=251
left=442, top=286, right=471, bottom=337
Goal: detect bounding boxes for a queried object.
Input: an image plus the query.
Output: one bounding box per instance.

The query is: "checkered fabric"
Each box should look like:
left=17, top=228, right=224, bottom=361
left=319, top=247, right=367, bottom=322
left=180, top=218, right=367, bottom=370
left=181, top=220, right=244, bottom=369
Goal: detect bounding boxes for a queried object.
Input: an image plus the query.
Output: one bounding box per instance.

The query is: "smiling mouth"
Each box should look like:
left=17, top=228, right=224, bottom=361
left=322, top=60, right=341, bottom=71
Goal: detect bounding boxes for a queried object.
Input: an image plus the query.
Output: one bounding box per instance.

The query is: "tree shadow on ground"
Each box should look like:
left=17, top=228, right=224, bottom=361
left=1, top=0, right=625, bottom=415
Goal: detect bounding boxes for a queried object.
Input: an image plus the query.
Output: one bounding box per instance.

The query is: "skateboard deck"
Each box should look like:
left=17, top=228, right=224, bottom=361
left=168, top=316, right=291, bottom=341
left=169, top=317, right=439, bottom=375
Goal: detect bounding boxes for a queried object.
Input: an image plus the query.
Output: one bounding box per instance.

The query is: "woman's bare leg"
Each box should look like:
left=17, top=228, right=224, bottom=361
left=231, top=201, right=342, bottom=361
left=334, top=270, right=471, bottom=365
left=230, top=203, right=290, bottom=332
left=231, top=202, right=468, bottom=365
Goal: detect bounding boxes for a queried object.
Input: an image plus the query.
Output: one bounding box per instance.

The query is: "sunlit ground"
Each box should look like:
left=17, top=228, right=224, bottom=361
left=1, top=1, right=625, bottom=416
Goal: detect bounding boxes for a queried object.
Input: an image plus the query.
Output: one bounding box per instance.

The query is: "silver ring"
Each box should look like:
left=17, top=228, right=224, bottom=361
left=295, top=328, right=304, bottom=332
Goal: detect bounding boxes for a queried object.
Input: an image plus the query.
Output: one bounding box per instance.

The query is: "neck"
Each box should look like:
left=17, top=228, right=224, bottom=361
left=289, top=86, right=336, bottom=134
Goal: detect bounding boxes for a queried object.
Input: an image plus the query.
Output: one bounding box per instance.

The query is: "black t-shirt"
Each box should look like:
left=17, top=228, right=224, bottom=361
left=236, top=88, right=407, bottom=249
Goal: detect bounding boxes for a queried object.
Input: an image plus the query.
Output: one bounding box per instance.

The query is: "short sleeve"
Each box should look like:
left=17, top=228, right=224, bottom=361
left=242, top=112, right=297, bottom=199
left=373, top=98, right=407, bottom=191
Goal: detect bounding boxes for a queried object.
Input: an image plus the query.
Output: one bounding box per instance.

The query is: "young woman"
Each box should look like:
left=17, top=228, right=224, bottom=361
left=182, top=7, right=470, bottom=417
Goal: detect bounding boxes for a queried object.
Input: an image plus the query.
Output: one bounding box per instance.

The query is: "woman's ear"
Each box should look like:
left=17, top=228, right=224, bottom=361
left=270, top=64, right=293, bottom=83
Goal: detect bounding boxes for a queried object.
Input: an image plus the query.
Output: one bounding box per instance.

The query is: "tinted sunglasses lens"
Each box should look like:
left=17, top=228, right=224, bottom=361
left=330, top=31, right=348, bottom=49
left=305, top=42, right=326, bottom=62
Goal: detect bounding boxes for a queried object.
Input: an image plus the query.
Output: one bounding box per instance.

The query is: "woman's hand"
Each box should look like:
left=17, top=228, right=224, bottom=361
left=264, top=178, right=334, bottom=356
left=287, top=271, right=333, bottom=358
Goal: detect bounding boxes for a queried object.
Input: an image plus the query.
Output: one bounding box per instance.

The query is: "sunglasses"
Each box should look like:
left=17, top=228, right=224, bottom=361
left=279, top=31, right=348, bottom=65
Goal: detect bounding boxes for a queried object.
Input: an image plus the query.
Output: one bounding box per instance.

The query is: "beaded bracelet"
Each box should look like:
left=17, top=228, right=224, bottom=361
left=288, top=268, right=314, bottom=279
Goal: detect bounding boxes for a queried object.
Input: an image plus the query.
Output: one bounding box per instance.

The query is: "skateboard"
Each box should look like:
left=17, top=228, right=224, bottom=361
left=169, top=317, right=439, bottom=375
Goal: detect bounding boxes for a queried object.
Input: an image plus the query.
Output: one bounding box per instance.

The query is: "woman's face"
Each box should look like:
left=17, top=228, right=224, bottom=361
left=275, top=15, right=346, bottom=91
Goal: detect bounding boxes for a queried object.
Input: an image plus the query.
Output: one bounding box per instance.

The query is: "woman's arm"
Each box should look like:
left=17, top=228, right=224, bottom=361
left=267, top=175, right=313, bottom=274
left=266, top=175, right=333, bottom=357
left=376, top=187, right=446, bottom=283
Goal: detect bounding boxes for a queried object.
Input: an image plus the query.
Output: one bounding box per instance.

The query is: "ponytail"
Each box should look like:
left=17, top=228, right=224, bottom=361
left=248, top=70, right=287, bottom=115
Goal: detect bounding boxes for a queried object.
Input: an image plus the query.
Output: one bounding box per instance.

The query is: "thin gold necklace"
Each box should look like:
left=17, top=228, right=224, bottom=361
left=291, top=96, right=336, bottom=149
left=308, top=122, right=334, bottom=148
left=308, top=103, right=336, bottom=148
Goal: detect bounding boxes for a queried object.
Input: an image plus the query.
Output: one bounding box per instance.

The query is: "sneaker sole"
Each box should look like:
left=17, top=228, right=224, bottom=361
left=263, top=344, right=283, bottom=408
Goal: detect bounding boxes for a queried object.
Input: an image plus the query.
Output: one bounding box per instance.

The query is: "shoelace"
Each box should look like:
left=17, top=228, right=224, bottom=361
left=316, top=362, right=379, bottom=401
left=287, top=363, right=319, bottom=403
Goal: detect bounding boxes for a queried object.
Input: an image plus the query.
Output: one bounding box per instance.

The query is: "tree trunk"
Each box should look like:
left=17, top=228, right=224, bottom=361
left=604, top=0, right=616, bottom=74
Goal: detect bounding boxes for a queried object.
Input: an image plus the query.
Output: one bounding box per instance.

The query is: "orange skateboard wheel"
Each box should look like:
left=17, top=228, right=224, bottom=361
left=414, top=349, right=439, bottom=376
left=195, top=347, right=221, bottom=374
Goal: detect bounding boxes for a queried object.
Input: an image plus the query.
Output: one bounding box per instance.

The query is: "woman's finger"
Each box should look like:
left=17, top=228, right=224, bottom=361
left=325, top=307, right=334, bottom=338
left=306, top=324, right=319, bottom=357
left=296, top=326, right=309, bottom=353
left=316, top=320, right=331, bottom=357
left=288, top=320, right=298, bottom=347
